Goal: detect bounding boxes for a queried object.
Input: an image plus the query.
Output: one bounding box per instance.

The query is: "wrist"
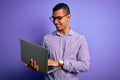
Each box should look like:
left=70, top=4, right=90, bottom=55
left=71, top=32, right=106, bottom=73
left=58, top=60, right=64, bottom=67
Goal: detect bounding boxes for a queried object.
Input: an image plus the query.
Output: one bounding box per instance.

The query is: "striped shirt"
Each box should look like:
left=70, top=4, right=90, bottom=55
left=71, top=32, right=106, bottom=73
left=43, top=29, right=90, bottom=80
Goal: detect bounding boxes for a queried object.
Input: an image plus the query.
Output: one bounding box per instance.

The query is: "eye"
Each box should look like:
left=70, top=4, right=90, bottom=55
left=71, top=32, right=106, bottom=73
left=57, top=16, right=62, bottom=20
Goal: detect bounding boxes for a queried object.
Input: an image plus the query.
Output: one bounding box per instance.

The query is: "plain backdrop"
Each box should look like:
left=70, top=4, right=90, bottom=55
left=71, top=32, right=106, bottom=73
left=0, top=0, right=120, bottom=80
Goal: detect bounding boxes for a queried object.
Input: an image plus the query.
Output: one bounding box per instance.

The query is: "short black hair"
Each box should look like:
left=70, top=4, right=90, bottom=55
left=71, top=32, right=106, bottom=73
left=53, top=3, right=70, bottom=14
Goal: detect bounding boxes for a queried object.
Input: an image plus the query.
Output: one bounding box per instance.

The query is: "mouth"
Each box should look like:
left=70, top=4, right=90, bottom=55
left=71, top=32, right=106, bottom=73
left=56, top=24, right=60, bottom=28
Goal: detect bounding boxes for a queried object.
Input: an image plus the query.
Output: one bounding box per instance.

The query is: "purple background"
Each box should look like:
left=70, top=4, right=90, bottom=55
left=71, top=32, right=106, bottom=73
left=0, top=0, right=120, bottom=80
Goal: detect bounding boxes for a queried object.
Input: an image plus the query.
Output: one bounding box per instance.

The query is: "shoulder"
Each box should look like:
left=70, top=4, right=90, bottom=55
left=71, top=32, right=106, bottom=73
left=73, top=32, right=88, bottom=46
left=73, top=31, right=86, bottom=40
left=43, top=31, right=56, bottom=40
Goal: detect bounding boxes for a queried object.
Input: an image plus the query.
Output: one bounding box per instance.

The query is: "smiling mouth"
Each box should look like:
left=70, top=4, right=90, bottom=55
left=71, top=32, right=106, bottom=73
left=56, top=25, right=60, bottom=28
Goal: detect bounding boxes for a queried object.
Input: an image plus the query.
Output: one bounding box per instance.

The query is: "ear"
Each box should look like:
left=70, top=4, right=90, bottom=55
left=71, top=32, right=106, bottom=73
left=68, top=14, right=71, bottom=19
left=67, top=14, right=71, bottom=21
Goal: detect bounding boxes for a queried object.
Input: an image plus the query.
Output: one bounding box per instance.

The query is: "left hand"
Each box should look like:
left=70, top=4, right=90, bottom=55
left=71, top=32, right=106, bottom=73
left=48, top=59, right=59, bottom=67
left=25, top=58, right=40, bottom=72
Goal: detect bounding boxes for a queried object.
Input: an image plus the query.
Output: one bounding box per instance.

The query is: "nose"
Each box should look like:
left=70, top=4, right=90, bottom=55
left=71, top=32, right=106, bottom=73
left=53, top=19, right=59, bottom=24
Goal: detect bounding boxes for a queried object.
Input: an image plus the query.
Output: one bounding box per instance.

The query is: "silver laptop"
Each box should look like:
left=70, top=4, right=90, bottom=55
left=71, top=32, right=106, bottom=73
left=20, top=39, right=60, bottom=74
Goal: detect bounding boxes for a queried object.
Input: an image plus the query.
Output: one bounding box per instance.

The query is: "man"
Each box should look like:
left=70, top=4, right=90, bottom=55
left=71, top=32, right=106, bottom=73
left=27, top=3, right=90, bottom=80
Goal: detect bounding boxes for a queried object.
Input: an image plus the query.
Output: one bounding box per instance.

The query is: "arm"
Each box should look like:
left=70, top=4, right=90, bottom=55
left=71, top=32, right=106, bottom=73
left=62, top=36, right=90, bottom=73
left=43, top=35, right=90, bottom=73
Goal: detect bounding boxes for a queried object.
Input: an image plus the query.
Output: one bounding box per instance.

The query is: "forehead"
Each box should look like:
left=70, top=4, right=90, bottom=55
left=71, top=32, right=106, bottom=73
left=52, top=9, right=66, bottom=16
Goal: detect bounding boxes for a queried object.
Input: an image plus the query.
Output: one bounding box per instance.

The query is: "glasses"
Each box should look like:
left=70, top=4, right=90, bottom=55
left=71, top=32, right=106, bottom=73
left=49, top=14, right=69, bottom=22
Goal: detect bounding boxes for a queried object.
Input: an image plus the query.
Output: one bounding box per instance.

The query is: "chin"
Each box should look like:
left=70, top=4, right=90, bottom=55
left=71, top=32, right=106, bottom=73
left=57, top=28, right=63, bottom=31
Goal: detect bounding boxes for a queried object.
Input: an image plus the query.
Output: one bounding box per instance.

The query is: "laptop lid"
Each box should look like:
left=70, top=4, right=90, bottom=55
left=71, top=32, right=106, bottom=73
left=20, top=39, right=60, bottom=74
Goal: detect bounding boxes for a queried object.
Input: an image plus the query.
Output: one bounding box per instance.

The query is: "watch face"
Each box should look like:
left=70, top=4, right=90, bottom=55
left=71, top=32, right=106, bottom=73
left=58, top=60, right=64, bottom=67
left=59, top=60, right=63, bottom=64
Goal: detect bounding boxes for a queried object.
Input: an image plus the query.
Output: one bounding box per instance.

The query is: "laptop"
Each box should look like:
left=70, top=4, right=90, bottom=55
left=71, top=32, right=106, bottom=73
left=20, top=39, right=60, bottom=74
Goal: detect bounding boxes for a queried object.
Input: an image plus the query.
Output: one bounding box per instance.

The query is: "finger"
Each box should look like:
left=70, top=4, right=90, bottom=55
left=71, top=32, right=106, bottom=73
left=36, top=65, right=39, bottom=71
left=33, top=61, right=39, bottom=71
left=48, top=59, right=52, bottom=64
left=30, top=59, right=34, bottom=67
left=33, top=61, right=36, bottom=66
left=25, top=63, right=28, bottom=66
left=33, top=62, right=37, bottom=69
left=25, top=63, right=31, bottom=67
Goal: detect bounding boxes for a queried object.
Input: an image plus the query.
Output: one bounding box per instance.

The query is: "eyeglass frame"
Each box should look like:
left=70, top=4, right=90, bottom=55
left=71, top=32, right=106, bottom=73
left=49, top=14, right=69, bottom=22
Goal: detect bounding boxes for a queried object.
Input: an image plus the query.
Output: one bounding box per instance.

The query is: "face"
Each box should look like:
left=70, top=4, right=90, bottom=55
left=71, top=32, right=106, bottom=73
left=52, top=9, right=71, bottom=31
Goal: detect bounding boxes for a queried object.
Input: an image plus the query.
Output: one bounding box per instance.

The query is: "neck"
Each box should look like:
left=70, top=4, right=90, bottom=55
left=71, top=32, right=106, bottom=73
left=58, top=26, right=71, bottom=36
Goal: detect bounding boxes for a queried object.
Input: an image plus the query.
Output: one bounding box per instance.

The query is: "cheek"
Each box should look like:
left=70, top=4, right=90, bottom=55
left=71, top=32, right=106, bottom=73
left=61, top=19, right=67, bottom=25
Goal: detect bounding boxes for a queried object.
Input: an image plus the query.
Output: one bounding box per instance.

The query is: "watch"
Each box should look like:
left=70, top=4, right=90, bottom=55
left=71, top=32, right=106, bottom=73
left=58, top=60, right=64, bottom=67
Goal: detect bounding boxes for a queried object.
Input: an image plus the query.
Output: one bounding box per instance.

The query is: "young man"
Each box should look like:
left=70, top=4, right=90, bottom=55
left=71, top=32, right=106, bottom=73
left=27, top=3, right=90, bottom=80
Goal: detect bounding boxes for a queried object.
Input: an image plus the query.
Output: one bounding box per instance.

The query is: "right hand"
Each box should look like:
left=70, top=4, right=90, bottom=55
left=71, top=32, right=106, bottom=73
left=25, top=58, right=40, bottom=72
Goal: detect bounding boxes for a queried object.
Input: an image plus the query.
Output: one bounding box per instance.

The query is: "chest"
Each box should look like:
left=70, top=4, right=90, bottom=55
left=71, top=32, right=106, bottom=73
left=45, top=36, right=81, bottom=60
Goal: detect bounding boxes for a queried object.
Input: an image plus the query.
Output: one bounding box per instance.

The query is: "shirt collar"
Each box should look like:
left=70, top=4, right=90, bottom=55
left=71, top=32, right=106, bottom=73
left=53, top=29, right=75, bottom=36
